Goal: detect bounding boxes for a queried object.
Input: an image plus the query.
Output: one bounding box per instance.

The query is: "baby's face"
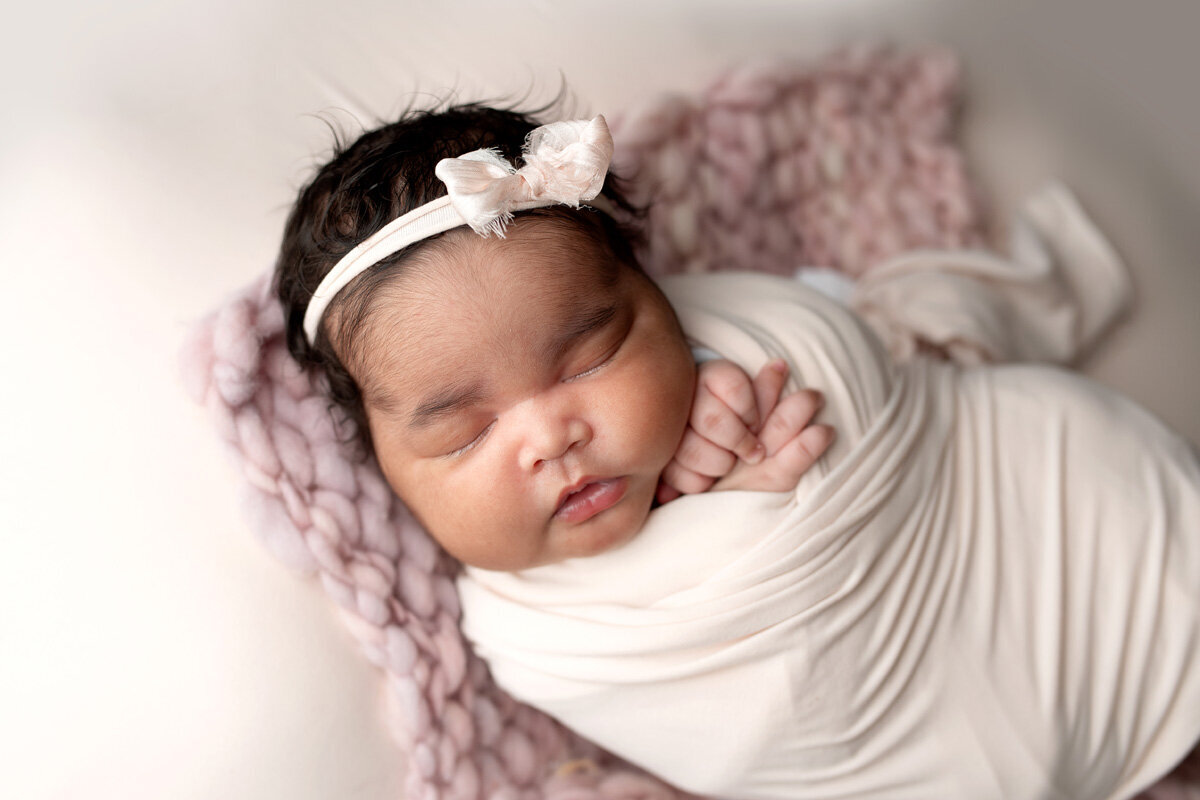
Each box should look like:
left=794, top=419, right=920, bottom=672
left=353, top=217, right=695, bottom=571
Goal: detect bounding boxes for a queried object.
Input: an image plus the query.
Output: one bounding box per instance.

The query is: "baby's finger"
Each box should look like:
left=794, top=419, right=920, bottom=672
left=692, top=390, right=763, bottom=464
left=673, top=429, right=740, bottom=478
left=659, top=459, right=717, bottom=496
left=700, top=361, right=761, bottom=430
left=769, top=424, right=836, bottom=484
left=751, top=359, right=789, bottom=429
left=758, top=389, right=825, bottom=455
left=655, top=481, right=682, bottom=505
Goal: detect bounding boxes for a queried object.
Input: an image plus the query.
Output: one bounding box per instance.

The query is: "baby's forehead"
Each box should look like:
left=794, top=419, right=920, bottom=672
left=400, top=235, right=620, bottom=317
left=354, top=222, right=631, bottom=405
left=392, top=215, right=623, bottom=309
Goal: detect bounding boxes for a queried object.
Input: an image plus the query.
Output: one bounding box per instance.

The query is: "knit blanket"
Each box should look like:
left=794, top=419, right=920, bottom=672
left=181, top=46, right=1195, bottom=800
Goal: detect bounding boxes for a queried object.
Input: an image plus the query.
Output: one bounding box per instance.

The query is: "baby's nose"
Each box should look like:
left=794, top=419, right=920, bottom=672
left=516, top=399, right=592, bottom=472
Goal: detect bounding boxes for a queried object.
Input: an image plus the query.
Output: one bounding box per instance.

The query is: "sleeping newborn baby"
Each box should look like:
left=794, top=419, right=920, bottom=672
left=277, top=105, right=1200, bottom=799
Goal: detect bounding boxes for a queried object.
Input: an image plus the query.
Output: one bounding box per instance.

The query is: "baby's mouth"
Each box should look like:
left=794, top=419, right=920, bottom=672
left=554, top=477, right=628, bottom=524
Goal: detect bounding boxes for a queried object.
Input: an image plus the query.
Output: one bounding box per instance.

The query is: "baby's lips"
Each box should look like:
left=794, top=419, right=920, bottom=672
left=554, top=478, right=628, bottom=524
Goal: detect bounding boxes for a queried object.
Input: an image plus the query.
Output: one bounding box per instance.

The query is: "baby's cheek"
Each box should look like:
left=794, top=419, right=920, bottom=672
left=393, top=464, right=470, bottom=537
left=409, top=475, right=516, bottom=567
left=633, top=373, right=692, bottom=465
left=662, top=350, right=698, bottom=435
left=455, top=464, right=534, bottom=525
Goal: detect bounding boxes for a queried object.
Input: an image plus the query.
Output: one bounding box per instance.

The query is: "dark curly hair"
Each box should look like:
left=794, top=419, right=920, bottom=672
left=274, top=103, right=644, bottom=457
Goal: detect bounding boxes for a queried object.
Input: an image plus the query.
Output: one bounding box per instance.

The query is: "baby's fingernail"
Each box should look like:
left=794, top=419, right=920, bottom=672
left=747, top=442, right=766, bottom=463
left=769, top=359, right=788, bottom=373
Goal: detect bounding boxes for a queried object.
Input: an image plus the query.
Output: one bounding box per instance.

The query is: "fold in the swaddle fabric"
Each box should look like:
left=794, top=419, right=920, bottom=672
left=459, top=187, right=1200, bottom=799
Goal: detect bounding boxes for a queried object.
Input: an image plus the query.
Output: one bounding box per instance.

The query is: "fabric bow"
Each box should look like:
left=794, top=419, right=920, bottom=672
left=434, top=115, right=614, bottom=237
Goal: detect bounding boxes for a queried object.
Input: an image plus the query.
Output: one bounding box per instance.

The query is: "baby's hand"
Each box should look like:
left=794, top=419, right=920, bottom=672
left=657, top=359, right=772, bottom=503
left=657, top=359, right=832, bottom=502
left=712, top=378, right=834, bottom=494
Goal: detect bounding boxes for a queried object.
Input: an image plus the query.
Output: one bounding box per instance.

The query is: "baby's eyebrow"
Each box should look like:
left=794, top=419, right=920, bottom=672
left=409, top=384, right=485, bottom=429
left=545, top=302, right=618, bottom=363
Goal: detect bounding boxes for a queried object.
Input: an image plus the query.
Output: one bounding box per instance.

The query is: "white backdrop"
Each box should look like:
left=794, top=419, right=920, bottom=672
left=2, top=1, right=1198, bottom=798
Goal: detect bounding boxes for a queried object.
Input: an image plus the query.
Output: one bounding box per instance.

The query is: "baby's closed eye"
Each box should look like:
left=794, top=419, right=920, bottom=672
left=442, top=420, right=496, bottom=458
left=561, top=316, right=631, bottom=383
left=564, top=336, right=624, bottom=381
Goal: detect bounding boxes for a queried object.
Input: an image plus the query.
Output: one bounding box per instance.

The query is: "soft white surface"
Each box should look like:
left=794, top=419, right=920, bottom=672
left=1, top=1, right=1197, bottom=799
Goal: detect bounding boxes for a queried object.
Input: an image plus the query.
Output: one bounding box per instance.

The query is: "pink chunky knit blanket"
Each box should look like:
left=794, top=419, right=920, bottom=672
left=181, top=46, right=1193, bottom=800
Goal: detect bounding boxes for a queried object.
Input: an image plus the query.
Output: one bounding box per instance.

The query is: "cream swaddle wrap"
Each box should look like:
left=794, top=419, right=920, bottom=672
left=458, top=187, right=1200, bottom=799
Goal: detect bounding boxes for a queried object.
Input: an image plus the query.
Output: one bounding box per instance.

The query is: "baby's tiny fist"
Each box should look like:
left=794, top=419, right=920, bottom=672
left=711, top=387, right=832, bottom=495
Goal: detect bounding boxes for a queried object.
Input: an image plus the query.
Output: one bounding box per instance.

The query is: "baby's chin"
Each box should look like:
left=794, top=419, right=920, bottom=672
left=568, top=520, right=641, bottom=561
left=562, top=486, right=654, bottom=562
left=449, top=481, right=658, bottom=571
left=450, top=518, right=642, bottom=572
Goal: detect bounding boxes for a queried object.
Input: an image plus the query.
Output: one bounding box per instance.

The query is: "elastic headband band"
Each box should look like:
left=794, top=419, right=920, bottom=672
left=302, top=115, right=616, bottom=345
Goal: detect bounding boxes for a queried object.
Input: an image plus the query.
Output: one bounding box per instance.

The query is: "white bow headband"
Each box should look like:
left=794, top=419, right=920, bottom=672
left=302, top=115, right=616, bottom=345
